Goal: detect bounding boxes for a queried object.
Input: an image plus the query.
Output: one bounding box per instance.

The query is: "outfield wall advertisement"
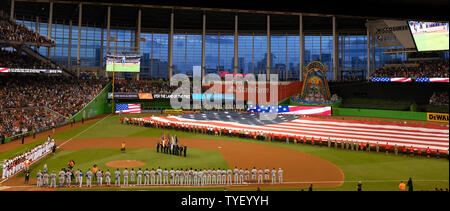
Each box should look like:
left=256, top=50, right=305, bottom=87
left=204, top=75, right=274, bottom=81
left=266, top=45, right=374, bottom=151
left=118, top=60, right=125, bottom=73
left=427, top=113, right=449, bottom=122
left=0, top=67, right=62, bottom=74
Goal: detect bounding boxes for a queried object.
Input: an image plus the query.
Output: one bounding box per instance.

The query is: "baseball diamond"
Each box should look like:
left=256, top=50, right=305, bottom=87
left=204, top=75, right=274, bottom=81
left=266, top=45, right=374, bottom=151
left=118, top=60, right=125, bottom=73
left=0, top=0, right=449, bottom=195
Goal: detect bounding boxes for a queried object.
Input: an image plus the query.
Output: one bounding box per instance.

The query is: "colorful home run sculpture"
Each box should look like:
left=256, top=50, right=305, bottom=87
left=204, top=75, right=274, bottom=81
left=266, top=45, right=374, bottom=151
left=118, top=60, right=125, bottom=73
left=296, top=61, right=332, bottom=104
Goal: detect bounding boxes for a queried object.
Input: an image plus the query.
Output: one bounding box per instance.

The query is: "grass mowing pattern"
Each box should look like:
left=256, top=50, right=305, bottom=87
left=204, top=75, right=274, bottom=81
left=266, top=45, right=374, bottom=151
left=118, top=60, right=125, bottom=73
left=2, top=114, right=449, bottom=191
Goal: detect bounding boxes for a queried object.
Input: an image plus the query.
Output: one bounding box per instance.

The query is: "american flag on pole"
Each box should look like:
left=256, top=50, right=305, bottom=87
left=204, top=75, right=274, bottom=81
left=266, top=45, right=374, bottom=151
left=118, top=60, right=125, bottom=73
left=115, top=104, right=141, bottom=113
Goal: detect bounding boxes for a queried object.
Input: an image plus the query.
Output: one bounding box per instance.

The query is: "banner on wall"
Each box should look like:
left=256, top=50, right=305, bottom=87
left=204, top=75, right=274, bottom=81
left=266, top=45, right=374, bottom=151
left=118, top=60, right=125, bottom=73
left=427, top=113, right=449, bottom=122
left=0, top=67, right=62, bottom=74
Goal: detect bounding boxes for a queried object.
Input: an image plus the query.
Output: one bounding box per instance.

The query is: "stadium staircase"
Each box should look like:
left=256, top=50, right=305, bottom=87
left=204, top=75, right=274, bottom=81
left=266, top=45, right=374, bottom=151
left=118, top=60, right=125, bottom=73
left=13, top=45, right=76, bottom=77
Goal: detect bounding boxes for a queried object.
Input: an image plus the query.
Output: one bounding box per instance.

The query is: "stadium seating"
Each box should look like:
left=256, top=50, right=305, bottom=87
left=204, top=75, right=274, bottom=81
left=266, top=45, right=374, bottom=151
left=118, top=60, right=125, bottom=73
left=113, top=79, right=178, bottom=94
left=370, top=60, right=449, bottom=78
left=0, top=15, right=54, bottom=44
left=0, top=49, right=56, bottom=69
left=0, top=75, right=109, bottom=138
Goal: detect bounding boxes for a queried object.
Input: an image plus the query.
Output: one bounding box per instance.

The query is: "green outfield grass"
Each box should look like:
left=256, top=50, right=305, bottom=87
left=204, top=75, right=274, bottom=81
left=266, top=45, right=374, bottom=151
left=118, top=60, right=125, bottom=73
left=413, top=32, right=449, bottom=51
left=2, top=114, right=449, bottom=191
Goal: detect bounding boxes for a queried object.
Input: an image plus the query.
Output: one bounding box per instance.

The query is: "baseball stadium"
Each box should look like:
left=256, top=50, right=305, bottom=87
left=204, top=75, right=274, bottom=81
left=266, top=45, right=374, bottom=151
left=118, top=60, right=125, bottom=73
left=0, top=0, right=449, bottom=192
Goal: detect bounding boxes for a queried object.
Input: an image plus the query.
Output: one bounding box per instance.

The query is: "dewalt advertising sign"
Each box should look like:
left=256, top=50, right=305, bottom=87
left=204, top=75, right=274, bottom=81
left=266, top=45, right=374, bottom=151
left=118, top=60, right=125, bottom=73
left=427, top=113, right=449, bottom=122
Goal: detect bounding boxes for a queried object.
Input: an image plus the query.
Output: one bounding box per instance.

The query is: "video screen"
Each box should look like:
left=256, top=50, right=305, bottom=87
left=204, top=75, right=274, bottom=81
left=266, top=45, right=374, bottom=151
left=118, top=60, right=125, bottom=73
left=408, top=21, right=449, bottom=51
left=106, top=53, right=141, bottom=72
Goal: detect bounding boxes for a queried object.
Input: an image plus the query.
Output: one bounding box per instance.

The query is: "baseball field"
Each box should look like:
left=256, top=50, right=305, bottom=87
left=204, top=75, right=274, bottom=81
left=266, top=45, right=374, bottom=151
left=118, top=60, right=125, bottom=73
left=0, top=114, right=448, bottom=191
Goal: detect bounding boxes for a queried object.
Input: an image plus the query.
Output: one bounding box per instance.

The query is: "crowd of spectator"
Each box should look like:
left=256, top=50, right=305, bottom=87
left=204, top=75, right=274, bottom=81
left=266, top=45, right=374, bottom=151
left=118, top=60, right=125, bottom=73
left=341, top=71, right=365, bottom=81
left=0, top=75, right=109, bottom=138
left=0, top=49, right=56, bottom=69
left=370, top=60, right=449, bottom=78
left=114, top=79, right=179, bottom=94
left=0, top=15, right=54, bottom=45
left=429, top=91, right=449, bottom=106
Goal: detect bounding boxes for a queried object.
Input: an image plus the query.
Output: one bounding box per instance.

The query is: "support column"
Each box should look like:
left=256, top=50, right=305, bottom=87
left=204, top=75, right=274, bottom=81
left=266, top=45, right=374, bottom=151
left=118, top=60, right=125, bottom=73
left=285, top=33, right=288, bottom=81
left=35, top=16, right=39, bottom=34
left=332, top=16, right=338, bottom=81
left=201, top=12, right=206, bottom=79
left=150, top=32, right=153, bottom=79
left=47, top=2, right=53, bottom=58
left=168, top=11, right=174, bottom=80
left=136, top=8, right=141, bottom=80
left=218, top=32, right=220, bottom=70
left=76, top=3, right=82, bottom=78
left=234, top=14, right=238, bottom=74
left=10, top=0, right=14, bottom=21
left=371, top=34, right=375, bottom=76
left=106, top=6, right=111, bottom=78
left=100, top=28, right=104, bottom=77
left=367, top=24, right=370, bottom=79
left=299, top=14, right=303, bottom=81
left=68, top=20, right=72, bottom=70
left=267, top=14, right=271, bottom=80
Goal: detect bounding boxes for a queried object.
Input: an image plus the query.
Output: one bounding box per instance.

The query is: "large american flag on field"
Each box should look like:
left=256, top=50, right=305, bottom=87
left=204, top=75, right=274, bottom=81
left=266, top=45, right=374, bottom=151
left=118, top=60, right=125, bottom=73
left=132, top=112, right=449, bottom=152
left=115, top=104, right=141, bottom=113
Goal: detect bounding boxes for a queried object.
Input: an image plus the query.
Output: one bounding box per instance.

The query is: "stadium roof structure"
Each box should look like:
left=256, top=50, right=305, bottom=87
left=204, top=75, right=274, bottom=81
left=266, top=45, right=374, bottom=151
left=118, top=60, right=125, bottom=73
left=4, top=0, right=449, bottom=33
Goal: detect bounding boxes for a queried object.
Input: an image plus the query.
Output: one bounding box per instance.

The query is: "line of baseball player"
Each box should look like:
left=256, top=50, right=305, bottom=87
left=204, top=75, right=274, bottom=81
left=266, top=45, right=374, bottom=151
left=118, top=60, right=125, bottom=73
left=35, top=166, right=284, bottom=188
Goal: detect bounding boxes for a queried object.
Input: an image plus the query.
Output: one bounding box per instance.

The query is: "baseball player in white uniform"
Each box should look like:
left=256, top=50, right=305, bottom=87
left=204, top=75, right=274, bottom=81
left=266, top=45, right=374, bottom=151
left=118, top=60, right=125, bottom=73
left=150, top=168, right=156, bottom=185
left=123, top=168, right=129, bottom=186
left=114, top=169, right=121, bottom=186
left=227, top=169, right=232, bottom=185
left=239, top=168, right=244, bottom=184
left=137, top=168, right=143, bottom=185
left=86, top=169, right=92, bottom=187
left=130, top=168, right=136, bottom=185
left=221, top=169, right=226, bottom=185
left=278, top=168, right=283, bottom=184
left=36, top=170, right=42, bottom=187
left=163, top=168, right=169, bottom=185
left=184, top=169, right=189, bottom=186
left=105, top=170, right=111, bottom=186
left=244, top=169, right=250, bottom=183
left=169, top=168, right=175, bottom=185
left=144, top=169, right=150, bottom=185
left=233, top=166, right=239, bottom=184
left=257, top=168, right=263, bottom=184
left=193, top=169, right=198, bottom=186
left=156, top=167, right=162, bottom=185
left=251, top=167, right=257, bottom=183
left=271, top=168, right=277, bottom=184
left=264, top=168, right=270, bottom=184
left=211, top=169, right=217, bottom=185
left=96, top=170, right=103, bottom=186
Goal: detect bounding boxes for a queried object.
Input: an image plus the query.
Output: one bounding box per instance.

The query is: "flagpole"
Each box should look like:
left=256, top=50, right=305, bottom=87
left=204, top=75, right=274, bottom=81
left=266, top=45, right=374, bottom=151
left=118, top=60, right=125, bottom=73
left=111, top=35, right=117, bottom=114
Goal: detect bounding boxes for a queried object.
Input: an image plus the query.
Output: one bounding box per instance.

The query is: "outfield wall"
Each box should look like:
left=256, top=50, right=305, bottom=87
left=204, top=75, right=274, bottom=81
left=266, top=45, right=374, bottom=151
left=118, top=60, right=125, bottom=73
left=69, top=81, right=112, bottom=122
left=332, top=107, right=428, bottom=121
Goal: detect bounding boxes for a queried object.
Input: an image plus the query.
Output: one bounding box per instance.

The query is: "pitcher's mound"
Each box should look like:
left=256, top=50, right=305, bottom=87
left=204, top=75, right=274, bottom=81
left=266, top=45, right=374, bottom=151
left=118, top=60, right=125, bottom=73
left=105, top=160, right=146, bottom=168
